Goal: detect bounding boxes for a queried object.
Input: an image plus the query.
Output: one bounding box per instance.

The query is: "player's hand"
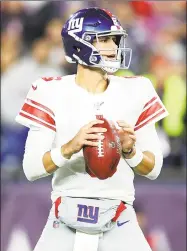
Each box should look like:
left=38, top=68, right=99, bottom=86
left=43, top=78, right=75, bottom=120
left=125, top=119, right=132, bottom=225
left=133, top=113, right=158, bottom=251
left=62, top=120, right=107, bottom=159
left=117, top=120, right=136, bottom=154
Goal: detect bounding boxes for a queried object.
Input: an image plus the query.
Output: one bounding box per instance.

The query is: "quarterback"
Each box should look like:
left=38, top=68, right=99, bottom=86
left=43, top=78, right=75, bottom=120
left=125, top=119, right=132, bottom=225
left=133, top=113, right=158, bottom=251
left=16, top=8, right=169, bottom=251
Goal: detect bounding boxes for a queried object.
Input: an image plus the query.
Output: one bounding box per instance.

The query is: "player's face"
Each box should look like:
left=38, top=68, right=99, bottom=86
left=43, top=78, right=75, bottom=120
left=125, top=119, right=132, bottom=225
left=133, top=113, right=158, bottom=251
left=92, top=35, right=118, bottom=61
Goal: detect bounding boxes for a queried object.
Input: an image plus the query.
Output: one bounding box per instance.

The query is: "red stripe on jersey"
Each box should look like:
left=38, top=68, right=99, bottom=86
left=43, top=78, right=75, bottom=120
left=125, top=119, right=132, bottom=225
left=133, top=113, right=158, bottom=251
left=27, top=99, right=54, bottom=116
left=135, top=101, right=162, bottom=127
left=42, top=76, right=62, bottom=81
left=42, top=77, right=54, bottom=82
left=143, top=96, right=157, bottom=108
left=112, top=202, right=126, bottom=222
left=134, top=109, right=166, bottom=131
left=19, top=112, right=56, bottom=131
left=22, top=103, right=55, bottom=126
left=102, top=9, right=113, bottom=17
left=55, top=197, right=61, bottom=219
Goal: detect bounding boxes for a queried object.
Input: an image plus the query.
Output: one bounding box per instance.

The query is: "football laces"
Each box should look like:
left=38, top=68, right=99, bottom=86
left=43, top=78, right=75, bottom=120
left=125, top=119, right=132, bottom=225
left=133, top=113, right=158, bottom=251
left=97, top=132, right=104, bottom=157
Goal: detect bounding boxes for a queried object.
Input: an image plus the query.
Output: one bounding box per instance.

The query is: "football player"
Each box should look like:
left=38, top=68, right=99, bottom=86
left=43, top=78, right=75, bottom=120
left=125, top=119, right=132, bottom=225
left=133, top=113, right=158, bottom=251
left=16, top=7, right=169, bottom=251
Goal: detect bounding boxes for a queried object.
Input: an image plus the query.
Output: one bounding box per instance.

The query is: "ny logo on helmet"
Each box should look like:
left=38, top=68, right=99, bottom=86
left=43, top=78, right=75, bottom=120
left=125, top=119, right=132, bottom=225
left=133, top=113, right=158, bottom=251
left=68, top=17, right=84, bottom=32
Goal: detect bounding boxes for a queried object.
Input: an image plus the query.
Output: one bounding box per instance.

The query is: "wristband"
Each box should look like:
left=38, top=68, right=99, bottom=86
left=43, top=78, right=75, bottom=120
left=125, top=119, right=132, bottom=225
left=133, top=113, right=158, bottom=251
left=50, top=147, right=68, bottom=167
left=124, top=148, right=143, bottom=168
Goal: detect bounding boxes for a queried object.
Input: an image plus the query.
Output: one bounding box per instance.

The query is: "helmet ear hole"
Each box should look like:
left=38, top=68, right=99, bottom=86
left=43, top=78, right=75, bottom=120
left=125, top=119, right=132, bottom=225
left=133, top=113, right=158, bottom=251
left=73, top=46, right=81, bottom=52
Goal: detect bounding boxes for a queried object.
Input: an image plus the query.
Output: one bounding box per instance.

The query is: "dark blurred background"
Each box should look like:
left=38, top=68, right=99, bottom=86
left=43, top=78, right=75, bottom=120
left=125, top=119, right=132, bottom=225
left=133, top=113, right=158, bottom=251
left=1, top=1, right=186, bottom=251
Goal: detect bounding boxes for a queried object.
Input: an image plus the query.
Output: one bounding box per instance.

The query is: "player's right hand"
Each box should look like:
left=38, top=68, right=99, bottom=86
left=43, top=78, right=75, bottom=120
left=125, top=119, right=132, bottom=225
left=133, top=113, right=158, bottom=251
left=61, top=120, right=107, bottom=159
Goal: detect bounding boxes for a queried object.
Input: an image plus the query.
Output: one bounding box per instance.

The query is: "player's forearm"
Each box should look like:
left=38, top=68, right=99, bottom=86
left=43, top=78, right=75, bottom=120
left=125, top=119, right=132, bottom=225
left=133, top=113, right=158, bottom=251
left=123, top=148, right=163, bottom=180
left=133, top=151, right=155, bottom=175
left=42, top=151, right=59, bottom=174
left=23, top=144, right=71, bottom=181
left=43, top=143, right=73, bottom=173
left=23, top=127, right=74, bottom=181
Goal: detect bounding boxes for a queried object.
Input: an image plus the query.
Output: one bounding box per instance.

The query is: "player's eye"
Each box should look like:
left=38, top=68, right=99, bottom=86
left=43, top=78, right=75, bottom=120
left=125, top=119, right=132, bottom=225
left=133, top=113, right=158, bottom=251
left=99, top=37, right=108, bottom=43
left=99, top=36, right=117, bottom=44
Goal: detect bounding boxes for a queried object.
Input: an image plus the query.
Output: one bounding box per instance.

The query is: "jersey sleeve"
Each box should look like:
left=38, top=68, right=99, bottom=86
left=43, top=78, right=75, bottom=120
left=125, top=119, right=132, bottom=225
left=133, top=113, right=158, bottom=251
left=15, top=78, right=56, bottom=132
left=134, top=77, right=169, bottom=131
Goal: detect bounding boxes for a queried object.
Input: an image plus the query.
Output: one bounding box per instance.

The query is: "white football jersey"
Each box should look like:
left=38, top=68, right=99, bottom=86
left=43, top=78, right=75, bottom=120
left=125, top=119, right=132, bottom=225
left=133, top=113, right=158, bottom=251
left=16, top=75, right=168, bottom=204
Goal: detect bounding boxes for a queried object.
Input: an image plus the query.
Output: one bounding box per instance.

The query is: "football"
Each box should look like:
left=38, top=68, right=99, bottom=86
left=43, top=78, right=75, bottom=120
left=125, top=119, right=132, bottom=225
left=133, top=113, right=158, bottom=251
left=83, top=116, right=121, bottom=180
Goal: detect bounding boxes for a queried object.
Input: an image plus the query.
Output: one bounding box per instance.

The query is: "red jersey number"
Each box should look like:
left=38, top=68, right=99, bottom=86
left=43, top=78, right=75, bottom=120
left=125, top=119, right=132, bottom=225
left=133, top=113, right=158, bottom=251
left=42, top=77, right=62, bottom=82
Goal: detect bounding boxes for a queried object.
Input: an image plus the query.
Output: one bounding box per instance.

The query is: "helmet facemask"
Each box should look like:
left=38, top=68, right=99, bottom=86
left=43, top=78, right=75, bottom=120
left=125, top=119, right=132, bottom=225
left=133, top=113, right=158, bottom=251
left=86, top=31, right=132, bottom=73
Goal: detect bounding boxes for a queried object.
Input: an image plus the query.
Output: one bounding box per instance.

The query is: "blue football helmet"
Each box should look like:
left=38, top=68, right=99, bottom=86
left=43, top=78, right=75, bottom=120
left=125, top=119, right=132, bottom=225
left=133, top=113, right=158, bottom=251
left=61, top=7, right=132, bottom=73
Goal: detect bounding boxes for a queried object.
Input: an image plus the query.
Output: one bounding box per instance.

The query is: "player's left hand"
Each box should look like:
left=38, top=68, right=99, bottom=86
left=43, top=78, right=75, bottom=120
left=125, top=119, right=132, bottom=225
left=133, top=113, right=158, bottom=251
left=116, top=120, right=136, bottom=153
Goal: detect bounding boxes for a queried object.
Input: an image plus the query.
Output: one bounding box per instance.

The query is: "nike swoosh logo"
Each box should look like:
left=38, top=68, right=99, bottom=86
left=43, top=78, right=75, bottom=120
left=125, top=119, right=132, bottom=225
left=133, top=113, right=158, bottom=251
left=117, top=220, right=130, bottom=227
left=32, top=85, right=37, bottom=90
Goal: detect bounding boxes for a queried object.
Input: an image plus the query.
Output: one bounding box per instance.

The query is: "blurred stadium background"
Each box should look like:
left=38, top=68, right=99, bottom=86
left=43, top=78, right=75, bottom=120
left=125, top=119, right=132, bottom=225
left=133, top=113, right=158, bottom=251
left=1, top=1, right=186, bottom=251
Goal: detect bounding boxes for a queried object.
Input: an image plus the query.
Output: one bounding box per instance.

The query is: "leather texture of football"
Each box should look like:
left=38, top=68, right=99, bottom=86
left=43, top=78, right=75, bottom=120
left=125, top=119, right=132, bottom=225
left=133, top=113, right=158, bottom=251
left=83, top=116, right=121, bottom=180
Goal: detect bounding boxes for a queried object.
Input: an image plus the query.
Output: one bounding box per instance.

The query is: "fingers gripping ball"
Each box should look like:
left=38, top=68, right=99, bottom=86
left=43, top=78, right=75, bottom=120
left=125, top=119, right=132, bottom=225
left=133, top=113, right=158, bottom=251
left=83, top=116, right=121, bottom=179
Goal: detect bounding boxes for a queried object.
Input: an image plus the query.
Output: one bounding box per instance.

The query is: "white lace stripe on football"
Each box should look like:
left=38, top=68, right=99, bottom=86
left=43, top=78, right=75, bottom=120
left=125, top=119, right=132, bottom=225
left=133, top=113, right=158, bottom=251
left=97, top=133, right=104, bottom=157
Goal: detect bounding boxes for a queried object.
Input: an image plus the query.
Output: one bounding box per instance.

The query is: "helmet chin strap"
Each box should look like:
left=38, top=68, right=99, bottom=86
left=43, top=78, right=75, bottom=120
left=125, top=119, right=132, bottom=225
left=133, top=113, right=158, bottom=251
left=100, top=59, right=120, bottom=73
left=89, top=60, right=120, bottom=73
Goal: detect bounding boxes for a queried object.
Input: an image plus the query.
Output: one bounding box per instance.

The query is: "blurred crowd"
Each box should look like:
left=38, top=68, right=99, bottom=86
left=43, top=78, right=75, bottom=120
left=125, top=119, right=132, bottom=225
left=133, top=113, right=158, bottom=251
left=1, top=1, right=186, bottom=182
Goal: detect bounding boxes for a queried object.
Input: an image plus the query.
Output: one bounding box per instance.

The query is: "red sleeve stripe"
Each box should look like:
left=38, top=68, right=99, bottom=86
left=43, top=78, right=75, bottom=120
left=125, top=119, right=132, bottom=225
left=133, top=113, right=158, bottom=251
left=22, top=103, right=55, bottom=126
left=19, top=112, right=56, bottom=132
left=134, top=109, right=166, bottom=131
left=143, top=96, right=157, bottom=109
left=102, top=9, right=113, bottom=17
left=135, top=101, right=162, bottom=126
left=26, top=98, right=54, bottom=117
